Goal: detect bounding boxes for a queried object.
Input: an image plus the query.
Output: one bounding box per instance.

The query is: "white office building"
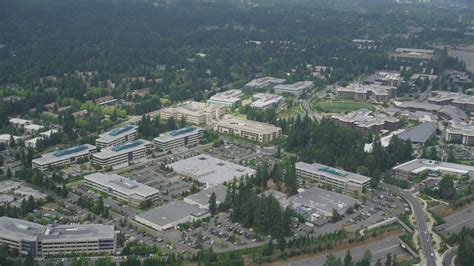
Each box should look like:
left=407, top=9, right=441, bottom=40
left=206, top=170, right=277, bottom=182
left=273, top=81, right=314, bottom=96
left=160, top=101, right=227, bottom=125
left=250, top=93, right=285, bottom=110
left=208, top=89, right=243, bottom=106
left=214, top=117, right=282, bottom=143
left=84, top=173, right=159, bottom=207
left=244, top=76, right=286, bottom=90
left=96, top=124, right=138, bottom=148
left=32, top=144, right=97, bottom=171
left=92, top=139, right=152, bottom=168
left=153, top=127, right=203, bottom=151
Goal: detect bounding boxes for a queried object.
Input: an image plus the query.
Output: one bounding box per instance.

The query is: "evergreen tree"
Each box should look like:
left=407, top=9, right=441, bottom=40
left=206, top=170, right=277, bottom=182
left=208, top=192, right=217, bottom=215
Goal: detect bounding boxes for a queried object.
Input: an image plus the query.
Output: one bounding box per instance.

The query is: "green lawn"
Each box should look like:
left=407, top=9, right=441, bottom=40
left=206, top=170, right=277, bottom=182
left=278, top=104, right=304, bottom=119
left=313, top=100, right=374, bottom=113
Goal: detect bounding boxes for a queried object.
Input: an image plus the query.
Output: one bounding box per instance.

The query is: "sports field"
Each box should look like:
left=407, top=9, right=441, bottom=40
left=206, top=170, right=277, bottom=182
left=313, top=100, right=374, bottom=113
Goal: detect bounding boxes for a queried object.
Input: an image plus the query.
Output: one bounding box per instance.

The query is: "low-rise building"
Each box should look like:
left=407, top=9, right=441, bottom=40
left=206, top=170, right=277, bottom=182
left=250, top=93, right=285, bottom=110
left=0, top=217, right=117, bottom=257
left=153, top=126, right=203, bottom=151
left=396, top=121, right=438, bottom=145
left=167, top=154, right=256, bottom=186
left=184, top=184, right=227, bottom=209
left=9, top=118, right=32, bottom=129
left=393, top=159, right=474, bottom=179
left=160, top=101, right=227, bottom=125
left=446, top=122, right=474, bottom=145
left=335, top=83, right=397, bottom=103
left=394, top=48, right=434, bottom=61
left=244, top=76, right=286, bottom=90
left=394, top=101, right=468, bottom=122
left=333, top=110, right=400, bottom=135
left=32, top=144, right=97, bottom=171
left=352, top=39, right=377, bottom=49
left=444, top=70, right=472, bottom=86
left=135, top=201, right=209, bottom=231
left=295, top=162, right=371, bottom=192
left=214, top=117, right=282, bottom=143
left=207, top=89, right=243, bottom=106
left=0, top=134, right=21, bottom=144
left=95, top=124, right=139, bottom=148
left=24, top=124, right=44, bottom=135
left=84, top=173, right=159, bottom=207
left=363, top=71, right=401, bottom=86
left=92, top=139, right=152, bottom=169
left=273, top=81, right=314, bottom=96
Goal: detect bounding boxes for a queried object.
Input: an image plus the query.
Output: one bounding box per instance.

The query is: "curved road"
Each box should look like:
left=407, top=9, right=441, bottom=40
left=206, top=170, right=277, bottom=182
left=442, top=247, right=457, bottom=266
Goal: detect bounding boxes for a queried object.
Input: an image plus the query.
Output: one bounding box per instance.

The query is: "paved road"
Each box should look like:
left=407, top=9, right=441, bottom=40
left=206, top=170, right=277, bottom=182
left=436, top=204, right=474, bottom=237
left=275, top=236, right=410, bottom=266
left=442, top=247, right=457, bottom=266
left=385, top=184, right=437, bottom=266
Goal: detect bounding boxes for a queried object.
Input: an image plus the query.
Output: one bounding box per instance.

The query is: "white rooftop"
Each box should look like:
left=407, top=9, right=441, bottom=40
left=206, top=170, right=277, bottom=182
left=85, top=172, right=159, bottom=198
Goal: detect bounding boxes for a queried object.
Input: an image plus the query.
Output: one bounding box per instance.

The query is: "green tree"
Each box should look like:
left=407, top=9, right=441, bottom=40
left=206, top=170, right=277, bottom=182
left=344, top=250, right=353, bottom=266
left=439, top=176, right=455, bottom=200
left=209, top=192, right=217, bottom=215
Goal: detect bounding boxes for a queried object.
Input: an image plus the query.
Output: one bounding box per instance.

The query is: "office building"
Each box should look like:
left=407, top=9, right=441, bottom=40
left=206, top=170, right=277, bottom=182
left=0, top=217, right=117, bottom=257
left=335, top=83, right=397, bottom=103
left=352, top=39, right=377, bottom=49
left=250, top=93, right=285, bottom=110
left=214, top=117, right=282, bottom=143
left=167, top=154, right=256, bottom=186
left=24, top=124, right=44, bottom=135
left=207, top=89, right=243, bottom=106
left=135, top=201, right=209, bottom=231
left=393, top=101, right=468, bottom=122
left=393, top=159, right=474, bottom=179
left=363, top=71, right=402, bottom=86
left=84, top=173, right=159, bottom=207
left=96, top=124, right=138, bottom=148
left=446, top=122, right=474, bottom=145
left=153, top=126, right=203, bottom=151
left=296, top=162, right=371, bottom=193
left=92, top=139, right=152, bottom=168
left=184, top=184, right=227, bottom=209
left=333, top=110, right=400, bottom=135
left=273, top=81, right=314, bottom=96
left=160, top=101, right=227, bottom=125
left=32, top=144, right=97, bottom=171
left=0, top=134, right=20, bottom=145
left=9, top=118, right=32, bottom=129
left=394, top=48, right=434, bottom=61
left=244, top=76, right=286, bottom=90
left=429, top=91, right=474, bottom=112
left=396, top=121, right=438, bottom=145
left=444, top=70, right=472, bottom=85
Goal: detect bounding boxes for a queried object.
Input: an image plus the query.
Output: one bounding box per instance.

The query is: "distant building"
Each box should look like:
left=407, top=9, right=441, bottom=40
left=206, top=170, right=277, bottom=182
left=167, top=154, right=256, bottom=186
left=160, top=101, right=227, bottom=125
left=394, top=48, right=434, bottom=61
left=92, top=139, right=152, bottom=168
left=444, top=70, right=472, bottom=86
left=273, top=81, right=314, bottom=96
left=95, top=96, right=117, bottom=105
left=352, top=39, right=377, bottom=49
left=409, top=73, right=438, bottom=83
left=96, top=124, right=138, bottom=149
left=84, top=173, right=159, bottom=207
left=135, top=201, right=209, bottom=231
left=244, top=76, right=286, bottom=90
left=207, top=89, right=243, bottom=106
left=333, top=110, right=400, bottom=135
left=296, top=162, right=371, bottom=193
left=0, top=217, right=117, bottom=257
left=214, top=117, right=282, bottom=143
left=393, top=101, right=468, bottom=122
left=9, top=118, right=32, bottom=129
left=153, top=127, right=203, bottom=151
left=24, top=124, right=44, bottom=135
left=363, top=71, right=401, bottom=86
left=250, top=93, right=285, bottom=110
left=184, top=184, right=227, bottom=209
left=335, top=83, right=397, bottom=103
left=393, top=159, right=474, bottom=179
left=0, top=134, right=21, bottom=145
left=446, top=122, right=474, bottom=145
left=32, top=144, right=97, bottom=171
left=396, top=121, right=437, bottom=145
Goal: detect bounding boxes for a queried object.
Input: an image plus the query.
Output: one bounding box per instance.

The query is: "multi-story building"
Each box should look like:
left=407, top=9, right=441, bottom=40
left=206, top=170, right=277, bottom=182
left=95, top=124, right=138, bottom=148
left=153, top=126, right=203, bottom=151
left=332, top=110, right=400, bottom=135
left=32, top=144, right=97, bottom=171
left=273, top=81, right=314, bottom=96
left=160, top=101, right=227, bottom=125
left=295, top=162, right=371, bottom=193
left=0, top=217, right=117, bottom=257
left=244, top=76, right=286, bottom=90
left=9, top=118, right=32, bottom=129
left=92, top=139, right=152, bottom=168
left=393, top=159, right=474, bottom=179
left=214, top=117, right=282, bottom=143
left=84, top=173, right=159, bottom=207
left=207, top=89, right=242, bottom=106
left=363, top=71, right=401, bottom=86
left=428, top=91, right=474, bottom=112
left=335, top=83, right=397, bottom=103
left=394, top=48, right=434, bottom=61
left=250, top=93, right=285, bottom=110
left=446, top=122, right=474, bottom=145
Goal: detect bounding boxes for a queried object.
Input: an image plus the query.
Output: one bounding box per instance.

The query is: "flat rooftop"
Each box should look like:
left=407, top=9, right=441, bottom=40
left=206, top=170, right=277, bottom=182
left=208, top=89, right=242, bottom=104
left=96, top=124, right=138, bottom=143
left=184, top=184, right=227, bottom=207
left=85, top=172, right=159, bottom=198
left=396, top=122, right=437, bottom=143
left=154, top=126, right=203, bottom=143
left=0, top=216, right=46, bottom=242
left=33, top=144, right=96, bottom=165
left=250, top=93, right=283, bottom=108
left=167, top=154, right=256, bottom=186
left=274, top=81, right=314, bottom=91
left=93, top=139, right=151, bottom=159
left=245, top=76, right=286, bottom=88
left=333, top=109, right=399, bottom=128
left=161, top=101, right=223, bottom=116
left=296, top=162, right=371, bottom=184
left=136, top=201, right=204, bottom=227
left=215, top=117, right=281, bottom=134
left=393, top=159, right=474, bottom=175
left=447, top=122, right=474, bottom=136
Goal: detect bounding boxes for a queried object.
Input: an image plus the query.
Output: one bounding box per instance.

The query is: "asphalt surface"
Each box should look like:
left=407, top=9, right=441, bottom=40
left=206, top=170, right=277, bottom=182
left=277, top=235, right=409, bottom=266
left=436, top=205, right=474, bottom=237
left=442, top=247, right=457, bottom=266
left=385, top=184, right=437, bottom=266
